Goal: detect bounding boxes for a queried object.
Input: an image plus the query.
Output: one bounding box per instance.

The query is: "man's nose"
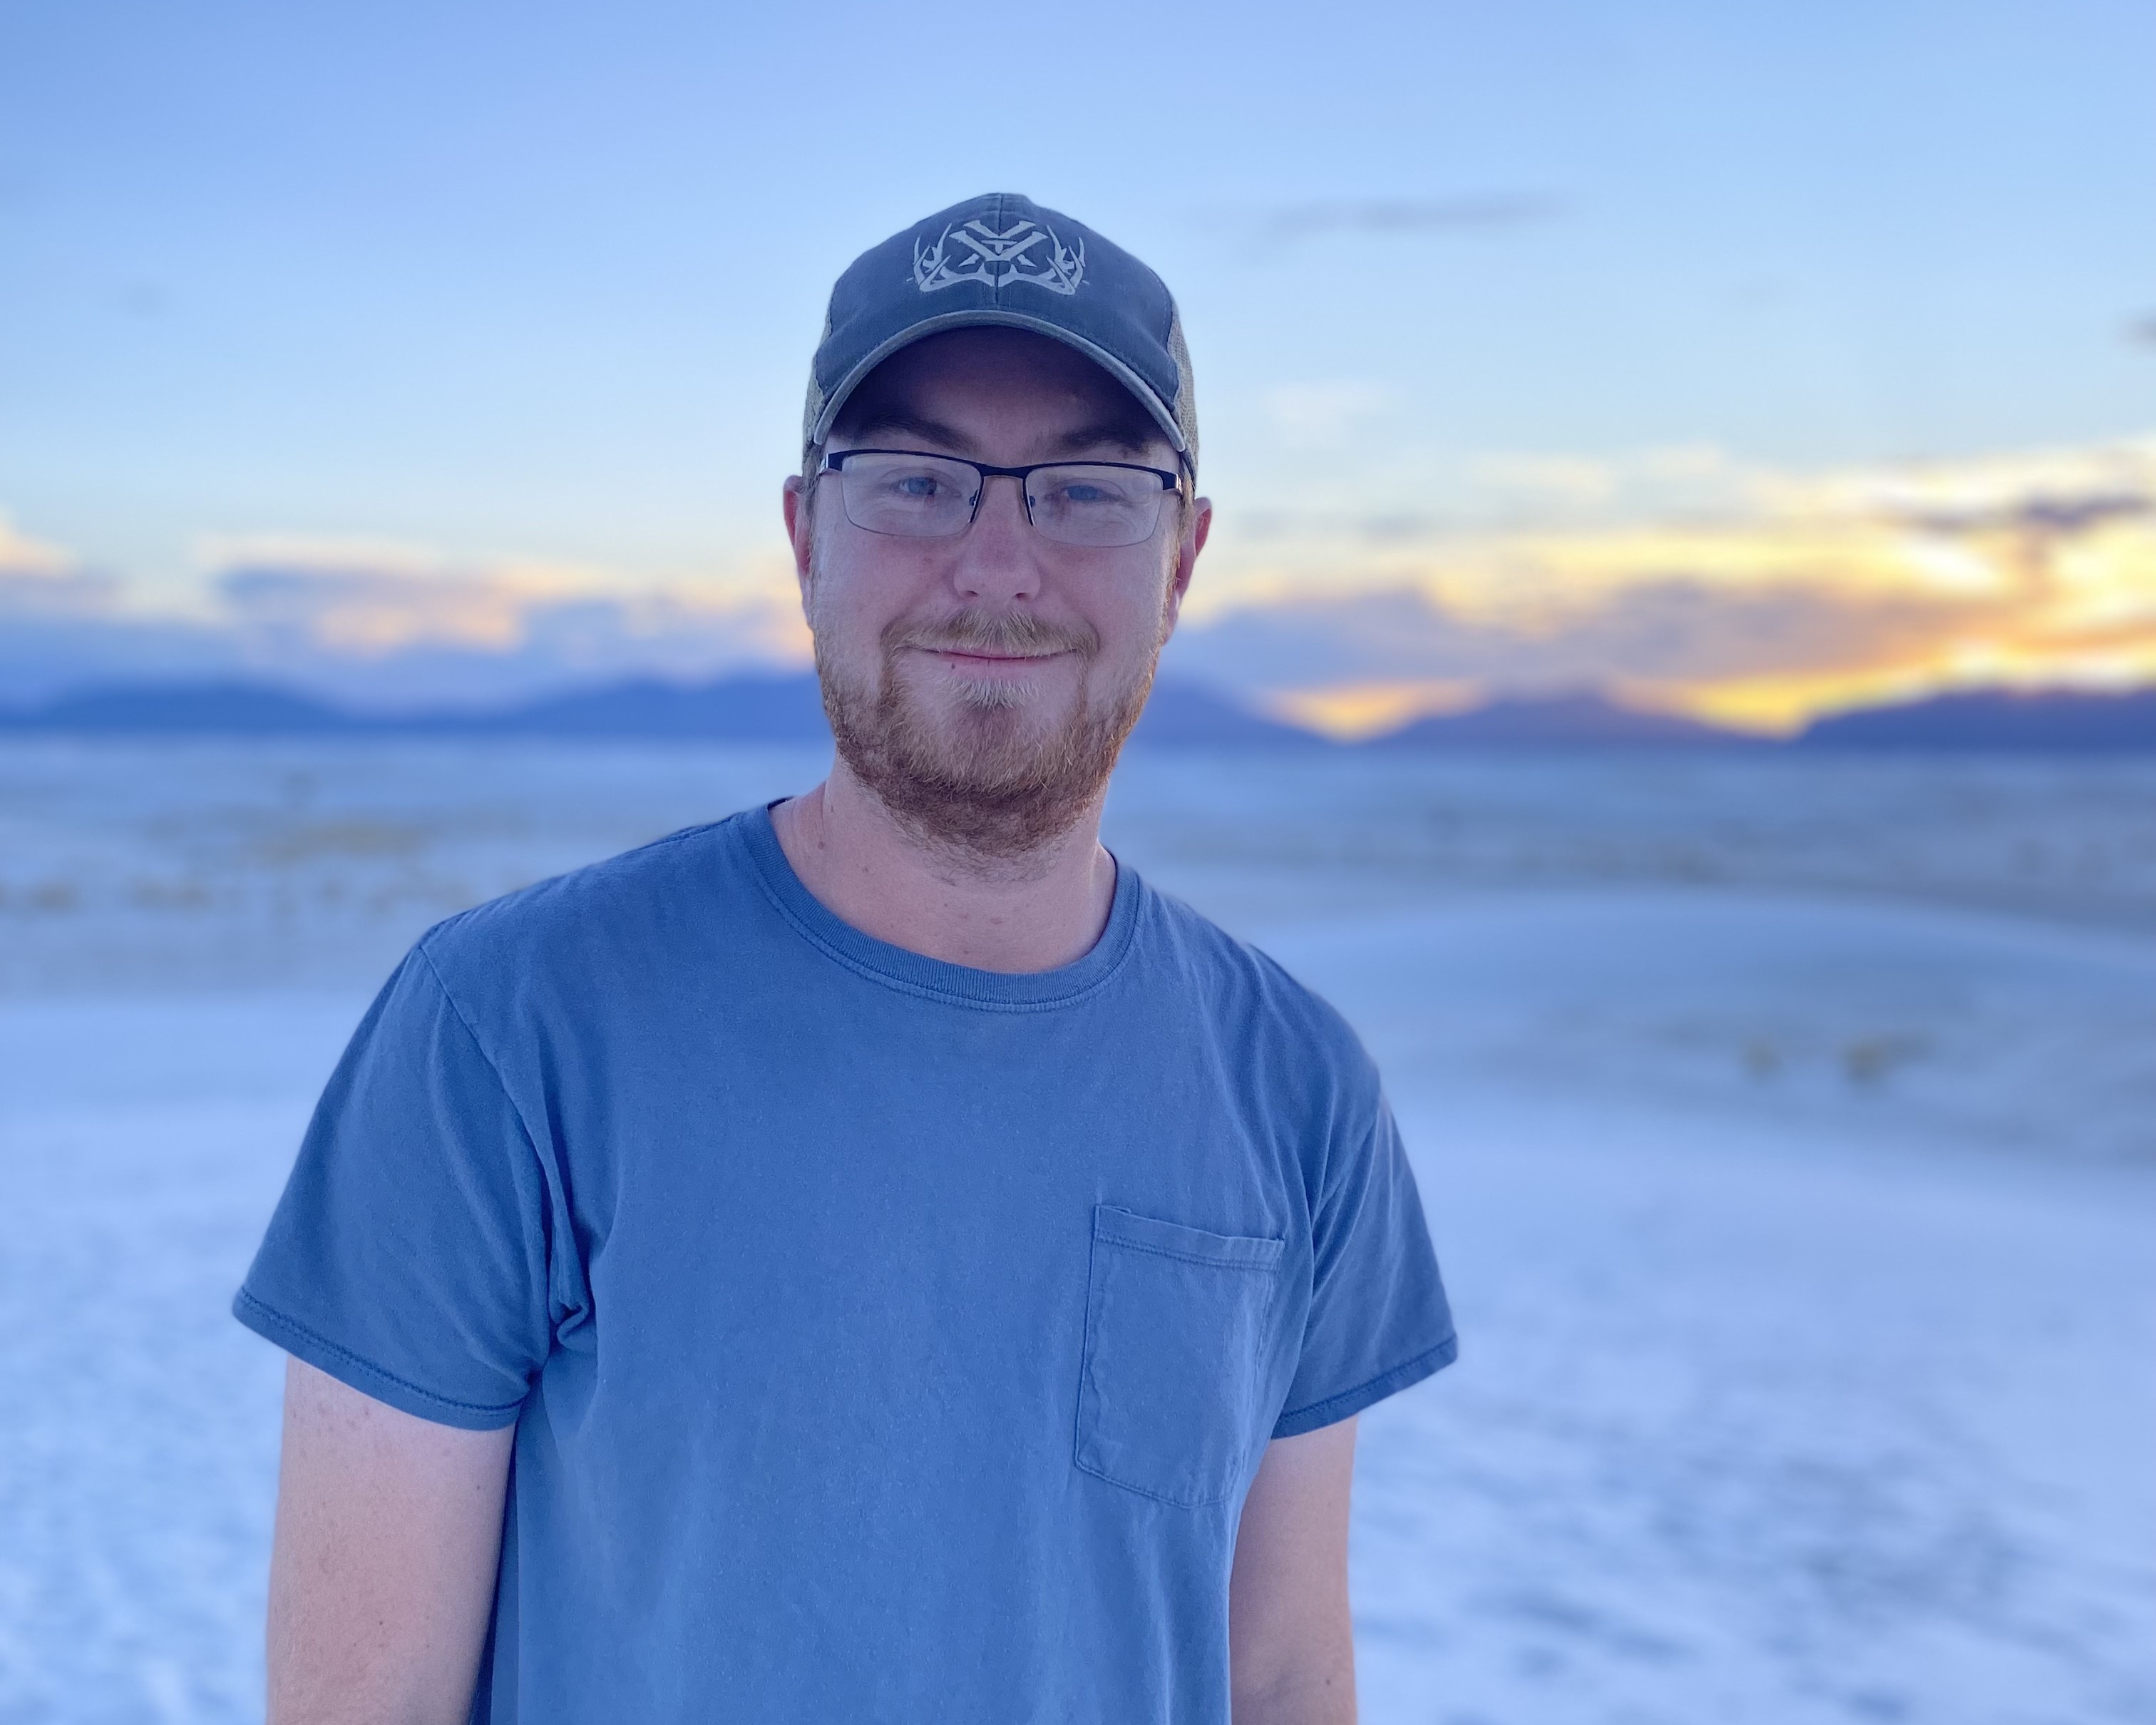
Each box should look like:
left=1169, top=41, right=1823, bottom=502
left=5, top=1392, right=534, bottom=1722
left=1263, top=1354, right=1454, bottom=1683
left=948, top=474, right=1044, bottom=603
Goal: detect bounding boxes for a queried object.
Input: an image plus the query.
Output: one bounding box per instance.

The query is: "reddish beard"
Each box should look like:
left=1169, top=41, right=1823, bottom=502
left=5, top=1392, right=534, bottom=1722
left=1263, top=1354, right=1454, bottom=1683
left=815, top=606, right=1159, bottom=861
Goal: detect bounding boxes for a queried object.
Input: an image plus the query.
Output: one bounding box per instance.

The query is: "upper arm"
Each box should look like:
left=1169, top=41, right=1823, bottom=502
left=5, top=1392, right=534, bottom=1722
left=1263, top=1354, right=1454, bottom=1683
left=237, top=946, right=565, bottom=1433
left=267, top=1357, right=515, bottom=1725
left=1275, top=1093, right=1454, bottom=1440
left=1228, top=1417, right=1359, bottom=1725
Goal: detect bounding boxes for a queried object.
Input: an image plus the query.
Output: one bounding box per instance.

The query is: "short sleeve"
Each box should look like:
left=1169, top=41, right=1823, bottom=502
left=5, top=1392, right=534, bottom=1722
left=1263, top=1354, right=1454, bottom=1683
left=1273, top=1097, right=1456, bottom=1438
left=232, top=945, right=555, bottom=1430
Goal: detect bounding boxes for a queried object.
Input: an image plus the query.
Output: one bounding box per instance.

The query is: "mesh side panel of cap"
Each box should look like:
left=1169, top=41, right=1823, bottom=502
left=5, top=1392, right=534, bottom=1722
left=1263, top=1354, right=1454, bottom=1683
left=801, top=304, right=836, bottom=457
left=1165, top=302, right=1198, bottom=473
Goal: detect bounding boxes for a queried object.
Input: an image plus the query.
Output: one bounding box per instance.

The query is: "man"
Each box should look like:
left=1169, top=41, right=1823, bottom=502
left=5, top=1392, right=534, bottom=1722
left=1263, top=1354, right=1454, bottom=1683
left=236, top=192, right=1456, bottom=1725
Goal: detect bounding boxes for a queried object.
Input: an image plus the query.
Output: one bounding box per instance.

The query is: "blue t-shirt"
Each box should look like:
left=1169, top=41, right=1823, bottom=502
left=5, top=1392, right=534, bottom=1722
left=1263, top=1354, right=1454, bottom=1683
left=236, top=805, right=1455, bottom=1724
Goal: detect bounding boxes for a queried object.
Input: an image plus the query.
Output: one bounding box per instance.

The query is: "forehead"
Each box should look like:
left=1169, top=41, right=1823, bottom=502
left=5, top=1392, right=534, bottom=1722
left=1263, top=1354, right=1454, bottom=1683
left=833, top=327, right=1166, bottom=457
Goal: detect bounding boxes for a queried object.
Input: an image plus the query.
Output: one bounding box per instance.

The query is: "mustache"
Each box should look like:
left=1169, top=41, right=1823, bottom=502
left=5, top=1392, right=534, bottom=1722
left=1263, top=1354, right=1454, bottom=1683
left=885, top=610, right=1100, bottom=660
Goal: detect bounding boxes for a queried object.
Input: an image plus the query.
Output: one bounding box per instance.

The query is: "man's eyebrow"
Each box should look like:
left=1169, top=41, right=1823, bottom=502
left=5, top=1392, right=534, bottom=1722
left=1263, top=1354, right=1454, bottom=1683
left=1047, top=421, right=1159, bottom=459
left=838, top=407, right=982, bottom=456
left=837, top=407, right=1164, bottom=464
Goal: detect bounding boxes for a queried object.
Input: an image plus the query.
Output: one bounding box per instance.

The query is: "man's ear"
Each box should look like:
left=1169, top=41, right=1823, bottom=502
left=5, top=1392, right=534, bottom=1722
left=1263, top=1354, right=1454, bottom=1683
left=782, top=474, right=813, bottom=592
left=1160, top=495, right=1212, bottom=640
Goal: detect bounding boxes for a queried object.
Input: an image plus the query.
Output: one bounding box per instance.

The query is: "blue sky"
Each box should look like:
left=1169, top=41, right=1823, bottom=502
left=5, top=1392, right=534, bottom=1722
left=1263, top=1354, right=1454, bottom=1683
left=3, top=0, right=2152, bottom=725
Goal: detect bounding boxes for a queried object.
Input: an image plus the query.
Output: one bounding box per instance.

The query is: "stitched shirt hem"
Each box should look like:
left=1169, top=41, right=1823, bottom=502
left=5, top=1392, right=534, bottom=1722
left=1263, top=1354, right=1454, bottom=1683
left=1270, top=1334, right=1459, bottom=1438
left=232, top=1287, right=527, bottom=1432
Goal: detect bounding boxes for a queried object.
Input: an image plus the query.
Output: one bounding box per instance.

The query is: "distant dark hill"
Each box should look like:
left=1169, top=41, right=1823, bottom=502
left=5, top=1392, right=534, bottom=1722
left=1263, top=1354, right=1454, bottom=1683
left=0, top=671, right=1328, bottom=747
left=1799, top=689, right=2156, bottom=752
left=0, top=680, right=359, bottom=733
left=462, top=672, right=1324, bottom=746
left=1129, top=680, right=1331, bottom=748
left=16, top=675, right=2146, bottom=752
left=459, top=672, right=831, bottom=740
left=1372, top=692, right=1759, bottom=749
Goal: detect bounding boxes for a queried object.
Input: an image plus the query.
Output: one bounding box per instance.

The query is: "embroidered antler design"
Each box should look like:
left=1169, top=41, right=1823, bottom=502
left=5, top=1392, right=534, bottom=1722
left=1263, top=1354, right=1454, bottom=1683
left=913, top=229, right=958, bottom=291
left=1033, top=231, right=1084, bottom=295
left=913, top=220, right=1086, bottom=296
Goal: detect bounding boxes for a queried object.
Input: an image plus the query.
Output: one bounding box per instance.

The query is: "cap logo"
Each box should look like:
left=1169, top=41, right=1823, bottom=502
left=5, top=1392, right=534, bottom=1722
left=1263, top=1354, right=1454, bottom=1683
left=913, top=218, right=1084, bottom=297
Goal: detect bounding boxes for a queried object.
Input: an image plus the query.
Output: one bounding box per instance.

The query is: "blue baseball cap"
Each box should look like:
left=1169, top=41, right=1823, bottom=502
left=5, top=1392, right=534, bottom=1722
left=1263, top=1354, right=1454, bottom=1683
left=803, top=192, right=1199, bottom=473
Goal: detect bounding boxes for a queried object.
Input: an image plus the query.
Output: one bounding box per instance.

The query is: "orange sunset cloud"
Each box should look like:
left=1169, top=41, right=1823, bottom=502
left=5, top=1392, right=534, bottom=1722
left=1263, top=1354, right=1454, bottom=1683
left=1174, top=434, right=2156, bottom=734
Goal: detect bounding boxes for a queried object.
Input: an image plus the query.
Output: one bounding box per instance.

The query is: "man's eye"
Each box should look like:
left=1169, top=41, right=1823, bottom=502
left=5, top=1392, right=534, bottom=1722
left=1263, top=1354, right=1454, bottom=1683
left=893, top=475, right=943, bottom=498
left=1044, top=481, right=1129, bottom=508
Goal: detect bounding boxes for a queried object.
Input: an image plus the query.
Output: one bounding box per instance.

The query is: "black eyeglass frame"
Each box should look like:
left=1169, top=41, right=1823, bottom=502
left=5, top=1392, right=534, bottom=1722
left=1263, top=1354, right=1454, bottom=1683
left=818, top=447, right=1185, bottom=542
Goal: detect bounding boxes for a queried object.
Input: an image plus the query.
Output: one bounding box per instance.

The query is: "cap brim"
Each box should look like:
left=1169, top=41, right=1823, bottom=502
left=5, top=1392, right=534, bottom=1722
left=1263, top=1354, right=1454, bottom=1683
left=809, top=309, right=1188, bottom=462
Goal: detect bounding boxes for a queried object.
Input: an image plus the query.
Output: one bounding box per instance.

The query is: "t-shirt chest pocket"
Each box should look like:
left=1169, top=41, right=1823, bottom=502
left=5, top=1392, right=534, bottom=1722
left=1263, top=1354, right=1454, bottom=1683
left=1075, top=1204, right=1285, bottom=1509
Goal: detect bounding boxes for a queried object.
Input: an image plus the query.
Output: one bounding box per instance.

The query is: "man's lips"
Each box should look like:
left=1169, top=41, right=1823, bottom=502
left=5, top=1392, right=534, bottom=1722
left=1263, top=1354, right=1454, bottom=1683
left=915, top=645, right=1069, bottom=665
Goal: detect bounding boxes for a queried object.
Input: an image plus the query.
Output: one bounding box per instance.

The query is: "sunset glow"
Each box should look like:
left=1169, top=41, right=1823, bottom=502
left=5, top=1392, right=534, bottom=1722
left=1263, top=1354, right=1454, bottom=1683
left=1183, top=436, right=2156, bottom=734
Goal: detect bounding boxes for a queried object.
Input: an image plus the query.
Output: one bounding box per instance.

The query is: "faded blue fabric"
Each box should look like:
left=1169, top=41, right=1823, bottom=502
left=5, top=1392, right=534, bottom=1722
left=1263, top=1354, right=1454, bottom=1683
left=236, top=804, right=1455, bottom=1725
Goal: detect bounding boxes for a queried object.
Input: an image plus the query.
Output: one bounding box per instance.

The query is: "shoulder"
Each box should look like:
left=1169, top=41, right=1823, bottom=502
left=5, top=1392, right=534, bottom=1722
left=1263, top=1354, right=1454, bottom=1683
left=415, top=812, right=756, bottom=1005
left=1128, top=879, right=1390, bottom=1197
left=1131, top=877, right=1381, bottom=1097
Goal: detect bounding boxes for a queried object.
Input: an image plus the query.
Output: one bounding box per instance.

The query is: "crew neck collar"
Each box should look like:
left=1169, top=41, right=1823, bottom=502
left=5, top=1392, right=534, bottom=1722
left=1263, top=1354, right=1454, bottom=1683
left=738, top=802, right=1141, bottom=1011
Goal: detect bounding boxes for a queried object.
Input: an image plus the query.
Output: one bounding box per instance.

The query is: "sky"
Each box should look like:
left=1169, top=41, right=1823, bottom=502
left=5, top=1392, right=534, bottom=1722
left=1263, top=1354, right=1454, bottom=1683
left=2, top=0, right=2152, bottom=730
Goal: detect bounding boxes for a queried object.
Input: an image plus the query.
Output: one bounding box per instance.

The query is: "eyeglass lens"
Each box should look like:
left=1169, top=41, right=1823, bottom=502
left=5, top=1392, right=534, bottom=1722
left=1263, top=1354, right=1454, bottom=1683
left=835, top=453, right=1168, bottom=548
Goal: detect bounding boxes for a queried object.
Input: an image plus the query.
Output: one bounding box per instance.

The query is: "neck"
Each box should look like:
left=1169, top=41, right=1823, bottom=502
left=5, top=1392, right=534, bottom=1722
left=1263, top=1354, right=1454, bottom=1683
left=770, top=758, right=1118, bottom=973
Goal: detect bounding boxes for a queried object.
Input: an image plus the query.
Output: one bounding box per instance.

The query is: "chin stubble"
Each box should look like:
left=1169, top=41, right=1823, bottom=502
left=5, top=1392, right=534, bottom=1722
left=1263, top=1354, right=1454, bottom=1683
left=814, top=605, right=1162, bottom=864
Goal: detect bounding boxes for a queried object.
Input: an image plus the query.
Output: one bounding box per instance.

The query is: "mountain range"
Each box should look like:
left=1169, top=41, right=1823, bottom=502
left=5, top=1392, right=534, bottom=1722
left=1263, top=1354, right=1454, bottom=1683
left=2, top=675, right=2152, bottom=752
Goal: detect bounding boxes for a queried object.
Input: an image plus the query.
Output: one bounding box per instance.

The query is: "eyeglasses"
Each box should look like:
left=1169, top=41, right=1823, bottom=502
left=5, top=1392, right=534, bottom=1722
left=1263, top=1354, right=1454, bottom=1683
left=819, top=449, right=1181, bottom=548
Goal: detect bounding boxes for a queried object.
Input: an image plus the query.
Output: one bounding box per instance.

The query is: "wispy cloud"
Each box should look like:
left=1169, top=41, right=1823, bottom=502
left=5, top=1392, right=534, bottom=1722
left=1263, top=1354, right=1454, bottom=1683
left=1469, top=454, right=1623, bottom=510
left=1488, top=444, right=1742, bottom=506
left=202, top=538, right=810, bottom=709
left=208, top=538, right=614, bottom=656
left=1262, top=382, right=1394, bottom=450
left=1169, top=579, right=2013, bottom=734
left=0, top=528, right=811, bottom=710
left=0, top=514, right=234, bottom=702
left=0, top=511, right=93, bottom=595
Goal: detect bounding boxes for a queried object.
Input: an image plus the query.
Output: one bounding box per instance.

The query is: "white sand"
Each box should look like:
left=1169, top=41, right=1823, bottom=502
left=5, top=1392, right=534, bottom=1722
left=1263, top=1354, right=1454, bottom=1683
left=2, top=741, right=2151, bottom=1723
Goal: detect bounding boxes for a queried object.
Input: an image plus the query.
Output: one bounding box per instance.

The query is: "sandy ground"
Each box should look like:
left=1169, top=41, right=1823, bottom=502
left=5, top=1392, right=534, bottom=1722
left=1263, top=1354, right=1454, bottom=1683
left=1, top=740, right=2152, bottom=1723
